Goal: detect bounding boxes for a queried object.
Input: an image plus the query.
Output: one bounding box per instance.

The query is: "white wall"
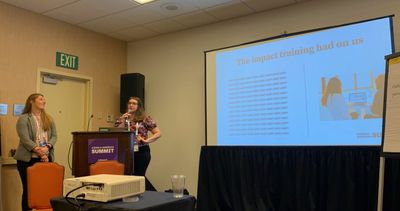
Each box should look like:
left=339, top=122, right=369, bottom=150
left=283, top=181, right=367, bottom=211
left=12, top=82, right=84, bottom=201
left=127, top=0, right=400, bottom=196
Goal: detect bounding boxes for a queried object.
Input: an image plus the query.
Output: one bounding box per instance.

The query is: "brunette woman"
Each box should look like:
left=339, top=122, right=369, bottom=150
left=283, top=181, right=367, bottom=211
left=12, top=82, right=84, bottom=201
left=115, top=97, right=161, bottom=190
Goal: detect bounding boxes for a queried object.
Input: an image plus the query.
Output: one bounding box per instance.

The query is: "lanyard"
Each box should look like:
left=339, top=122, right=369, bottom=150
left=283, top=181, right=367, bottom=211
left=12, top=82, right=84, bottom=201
left=33, top=115, right=46, bottom=142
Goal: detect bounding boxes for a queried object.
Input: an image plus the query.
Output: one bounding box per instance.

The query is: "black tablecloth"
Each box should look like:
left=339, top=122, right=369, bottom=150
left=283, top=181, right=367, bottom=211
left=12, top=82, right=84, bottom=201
left=51, top=191, right=196, bottom=211
left=197, top=146, right=382, bottom=211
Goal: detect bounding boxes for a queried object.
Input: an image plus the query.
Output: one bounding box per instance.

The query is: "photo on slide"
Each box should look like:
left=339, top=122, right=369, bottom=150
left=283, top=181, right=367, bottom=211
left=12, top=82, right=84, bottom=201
left=319, top=73, right=385, bottom=121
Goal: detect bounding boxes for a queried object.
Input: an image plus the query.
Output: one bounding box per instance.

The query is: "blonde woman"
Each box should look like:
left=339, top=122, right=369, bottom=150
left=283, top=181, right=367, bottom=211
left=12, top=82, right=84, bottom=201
left=14, top=93, right=57, bottom=211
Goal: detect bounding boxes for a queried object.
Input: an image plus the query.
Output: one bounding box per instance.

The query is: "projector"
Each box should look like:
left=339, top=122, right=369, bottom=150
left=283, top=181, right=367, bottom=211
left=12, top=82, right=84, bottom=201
left=63, top=174, right=145, bottom=202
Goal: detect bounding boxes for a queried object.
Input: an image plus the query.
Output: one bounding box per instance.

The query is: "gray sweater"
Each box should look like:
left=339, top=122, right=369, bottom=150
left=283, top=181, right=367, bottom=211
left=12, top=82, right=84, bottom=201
left=14, top=113, right=57, bottom=162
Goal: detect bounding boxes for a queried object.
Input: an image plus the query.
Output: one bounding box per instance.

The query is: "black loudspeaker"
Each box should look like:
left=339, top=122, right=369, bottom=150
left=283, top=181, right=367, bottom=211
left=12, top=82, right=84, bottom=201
left=120, top=73, right=145, bottom=113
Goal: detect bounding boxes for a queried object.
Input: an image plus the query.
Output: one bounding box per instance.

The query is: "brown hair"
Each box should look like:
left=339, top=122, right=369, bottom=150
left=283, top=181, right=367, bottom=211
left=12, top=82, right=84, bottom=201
left=321, top=77, right=342, bottom=106
left=128, top=97, right=146, bottom=121
left=23, top=93, right=53, bottom=131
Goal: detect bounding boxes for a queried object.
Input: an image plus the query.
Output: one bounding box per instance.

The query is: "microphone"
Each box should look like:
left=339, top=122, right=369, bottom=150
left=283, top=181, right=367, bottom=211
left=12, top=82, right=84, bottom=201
left=86, top=114, right=94, bottom=131
left=124, top=110, right=133, bottom=119
left=125, top=110, right=132, bottom=131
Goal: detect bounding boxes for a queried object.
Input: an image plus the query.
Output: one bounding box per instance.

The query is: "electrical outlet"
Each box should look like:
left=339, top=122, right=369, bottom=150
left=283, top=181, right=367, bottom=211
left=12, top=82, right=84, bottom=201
left=106, top=114, right=114, bottom=123
left=97, top=112, right=103, bottom=120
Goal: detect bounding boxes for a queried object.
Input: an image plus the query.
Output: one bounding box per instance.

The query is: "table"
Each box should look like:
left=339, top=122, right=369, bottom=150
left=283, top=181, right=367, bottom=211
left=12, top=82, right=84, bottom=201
left=51, top=191, right=196, bottom=211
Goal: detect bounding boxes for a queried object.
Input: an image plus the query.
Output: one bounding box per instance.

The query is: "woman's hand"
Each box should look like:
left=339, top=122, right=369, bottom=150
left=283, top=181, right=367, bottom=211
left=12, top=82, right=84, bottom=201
left=34, top=147, right=45, bottom=157
left=136, top=136, right=147, bottom=144
left=40, top=146, right=49, bottom=154
left=122, top=112, right=131, bottom=119
left=41, top=155, right=49, bottom=162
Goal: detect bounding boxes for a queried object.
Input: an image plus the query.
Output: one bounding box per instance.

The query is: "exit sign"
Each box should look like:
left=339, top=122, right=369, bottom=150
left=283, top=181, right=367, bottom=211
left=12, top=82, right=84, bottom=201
left=56, top=52, right=78, bottom=70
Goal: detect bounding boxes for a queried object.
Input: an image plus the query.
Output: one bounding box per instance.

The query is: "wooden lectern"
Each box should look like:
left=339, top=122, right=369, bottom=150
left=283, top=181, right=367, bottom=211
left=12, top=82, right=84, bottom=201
left=71, top=131, right=135, bottom=177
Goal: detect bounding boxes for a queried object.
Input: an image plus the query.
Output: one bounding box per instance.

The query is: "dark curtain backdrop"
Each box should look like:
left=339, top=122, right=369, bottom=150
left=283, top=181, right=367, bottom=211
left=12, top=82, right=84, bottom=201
left=197, top=146, right=400, bottom=211
left=383, top=157, right=400, bottom=211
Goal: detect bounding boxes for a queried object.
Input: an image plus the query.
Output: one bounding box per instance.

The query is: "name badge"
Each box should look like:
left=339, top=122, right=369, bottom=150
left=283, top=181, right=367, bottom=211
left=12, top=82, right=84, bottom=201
left=134, top=144, right=139, bottom=152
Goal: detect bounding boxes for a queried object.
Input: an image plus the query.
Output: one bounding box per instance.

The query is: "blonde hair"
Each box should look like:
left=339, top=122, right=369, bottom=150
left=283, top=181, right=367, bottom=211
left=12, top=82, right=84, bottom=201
left=23, top=93, right=53, bottom=131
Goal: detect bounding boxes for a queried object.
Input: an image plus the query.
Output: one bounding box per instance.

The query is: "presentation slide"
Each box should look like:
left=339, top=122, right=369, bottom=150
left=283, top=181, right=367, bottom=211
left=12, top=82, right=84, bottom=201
left=206, top=17, right=393, bottom=145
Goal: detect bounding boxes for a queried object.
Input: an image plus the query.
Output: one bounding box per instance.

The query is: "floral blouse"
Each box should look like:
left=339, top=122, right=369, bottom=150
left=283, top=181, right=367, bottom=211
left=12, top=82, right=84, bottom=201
left=115, top=115, right=157, bottom=143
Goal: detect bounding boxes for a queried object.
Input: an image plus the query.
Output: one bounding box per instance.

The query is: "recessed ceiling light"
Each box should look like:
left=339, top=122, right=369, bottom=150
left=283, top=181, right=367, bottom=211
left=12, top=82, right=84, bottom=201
left=130, top=0, right=155, bottom=4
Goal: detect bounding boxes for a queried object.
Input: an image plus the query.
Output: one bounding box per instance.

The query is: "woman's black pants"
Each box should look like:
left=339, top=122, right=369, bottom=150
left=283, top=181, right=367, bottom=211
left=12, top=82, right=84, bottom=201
left=134, top=145, right=156, bottom=191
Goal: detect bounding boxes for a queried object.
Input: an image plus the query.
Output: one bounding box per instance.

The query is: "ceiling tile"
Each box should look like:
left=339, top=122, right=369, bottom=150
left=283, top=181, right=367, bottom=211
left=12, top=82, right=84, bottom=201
left=107, top=32, right=131, bottom=41
left=173, top=11, right=218, bottom=28
left=116, top=4, right=166, bottom=25
left=43, top=3, right=98, bottom=24
left=79, top=13, right=138, bottom=33
left=0, top=0, right=77, bottom=13
left=206, top=1, right=254, bottom=20
left=186, top=0, right=236, bottom=9
left=79, top=0, right=139, bottom=14
left=241, top=0, right=296, bottom=12
left=43, top=0, right=138, bottom=24
left=144, top=19, right=185, bottom=34
left=44, top=10, right=83, bottom=24
left=115, top=25, right=158, bottom=40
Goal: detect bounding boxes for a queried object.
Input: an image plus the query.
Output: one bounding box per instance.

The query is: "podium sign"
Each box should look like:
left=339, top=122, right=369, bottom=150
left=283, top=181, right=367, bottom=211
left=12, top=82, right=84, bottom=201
left=88, top=138, right=119, bottom=164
